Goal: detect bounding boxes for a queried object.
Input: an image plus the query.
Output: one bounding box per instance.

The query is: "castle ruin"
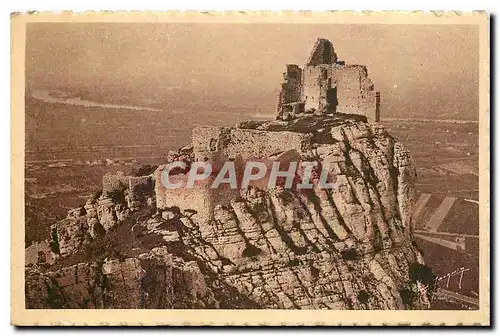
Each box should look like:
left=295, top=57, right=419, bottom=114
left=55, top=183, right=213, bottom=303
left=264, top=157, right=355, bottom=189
left=276, top=38, right=381, bottom=123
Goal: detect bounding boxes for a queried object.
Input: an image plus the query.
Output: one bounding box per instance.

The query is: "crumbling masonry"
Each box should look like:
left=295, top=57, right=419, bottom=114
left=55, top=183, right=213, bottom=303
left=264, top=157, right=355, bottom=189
left=276, top=38, right=381, bottom=122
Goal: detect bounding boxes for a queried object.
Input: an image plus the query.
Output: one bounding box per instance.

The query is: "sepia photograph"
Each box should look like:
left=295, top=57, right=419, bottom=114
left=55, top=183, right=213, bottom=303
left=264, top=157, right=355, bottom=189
left=10, top=11, right=489, bottom=326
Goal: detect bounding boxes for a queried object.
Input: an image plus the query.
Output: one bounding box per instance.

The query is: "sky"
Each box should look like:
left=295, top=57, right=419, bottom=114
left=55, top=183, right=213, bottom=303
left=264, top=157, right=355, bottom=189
left=25, top=23, right=480, bottom=119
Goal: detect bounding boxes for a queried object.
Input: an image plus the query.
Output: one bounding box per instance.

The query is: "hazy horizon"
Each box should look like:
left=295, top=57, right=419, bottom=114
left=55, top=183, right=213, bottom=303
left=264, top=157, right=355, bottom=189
left=26, top=23, right=480, bottom=120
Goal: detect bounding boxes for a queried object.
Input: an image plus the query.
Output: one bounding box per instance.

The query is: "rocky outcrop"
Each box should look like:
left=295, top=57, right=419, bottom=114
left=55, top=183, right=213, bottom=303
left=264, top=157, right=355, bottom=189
left=26, top=115, right=432, bottom=310
left=26, top=247, right=257, bottom=309
left=47, top=172, right=156, bottom=259
left=155, top=116, right=428, bottom=309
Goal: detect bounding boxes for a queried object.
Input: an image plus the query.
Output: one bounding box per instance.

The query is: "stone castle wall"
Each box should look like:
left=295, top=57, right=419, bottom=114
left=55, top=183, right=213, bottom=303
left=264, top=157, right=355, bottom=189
left=276, top=38, right=381, bottom=123
left=192, top=126, right=313, bottom=163
left=154, top=169, right=239, bottom=225
left=25, top=240, right=55, bottom=266
left=301, top=66, right=324, bottom=113
left=281, top=64, right=302, bottom=104
left=155, top=126, right=313, bottom=225
left=302, top=64, right=379, bottom=121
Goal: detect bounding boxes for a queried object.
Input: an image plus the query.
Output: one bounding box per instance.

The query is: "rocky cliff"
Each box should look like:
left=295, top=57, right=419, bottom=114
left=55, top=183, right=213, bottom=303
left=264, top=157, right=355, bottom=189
left=26, top=115, right=434, bottom=310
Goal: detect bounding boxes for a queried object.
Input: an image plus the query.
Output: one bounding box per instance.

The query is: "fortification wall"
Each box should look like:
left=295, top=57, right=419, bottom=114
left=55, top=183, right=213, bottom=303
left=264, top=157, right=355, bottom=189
left=282, top=64, right=302, bottom=104
left=335, top=65, right=372, bottom=117
left=275, top=38, right=381, bottom=122
left=102, top=173, right=155, bottom=206
left=306, top=38, right=337, bottom=66
left=192, top=126, right=313, bottom=163
left=25, top=240, right=55, bottom=266
left=156, top=126, right=312, bottom=226
left=301, top=64, right=379, bottom=122
left=102, top=172, right=129, bottom=194
left=302, top=66, right=323, bottom=112
left=154, top=168, right=239, bottom=225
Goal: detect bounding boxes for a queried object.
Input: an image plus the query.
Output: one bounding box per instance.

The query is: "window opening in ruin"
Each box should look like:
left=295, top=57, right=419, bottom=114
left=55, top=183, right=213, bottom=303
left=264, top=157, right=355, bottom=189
left=327, top=86, right=338, bottom=113
left=323, top=43, right=332, bottom=64
left=209, top=139, right=217, bottom=152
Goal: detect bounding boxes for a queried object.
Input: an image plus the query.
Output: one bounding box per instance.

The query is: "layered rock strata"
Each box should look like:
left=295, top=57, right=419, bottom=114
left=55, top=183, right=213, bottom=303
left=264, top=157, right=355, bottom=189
left=26, top=115, right=431, bottom=310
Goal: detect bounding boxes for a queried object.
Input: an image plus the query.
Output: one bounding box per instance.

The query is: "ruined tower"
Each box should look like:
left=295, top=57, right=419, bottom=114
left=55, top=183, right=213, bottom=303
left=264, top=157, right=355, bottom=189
left=276, top=38, right=380, bottom=123
left=306, top=38, right=338, bottom=66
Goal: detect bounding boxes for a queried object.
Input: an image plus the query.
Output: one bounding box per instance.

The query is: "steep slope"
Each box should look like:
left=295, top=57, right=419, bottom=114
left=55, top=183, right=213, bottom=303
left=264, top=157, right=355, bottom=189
left=26, top=115, right=434, bottom=309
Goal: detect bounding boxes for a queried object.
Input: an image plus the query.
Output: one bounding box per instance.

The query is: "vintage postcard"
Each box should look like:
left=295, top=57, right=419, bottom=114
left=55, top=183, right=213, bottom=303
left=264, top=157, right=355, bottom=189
left=11, top=11, right=490, bottom=326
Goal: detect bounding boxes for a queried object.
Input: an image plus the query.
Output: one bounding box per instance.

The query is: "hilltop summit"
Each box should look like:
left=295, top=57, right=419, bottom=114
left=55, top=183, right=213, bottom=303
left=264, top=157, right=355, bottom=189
left=276, top=38, right=380, bottom=123
left=26, top=113, right=432, bottom=309
left=24, top=39, right=432, bottom=311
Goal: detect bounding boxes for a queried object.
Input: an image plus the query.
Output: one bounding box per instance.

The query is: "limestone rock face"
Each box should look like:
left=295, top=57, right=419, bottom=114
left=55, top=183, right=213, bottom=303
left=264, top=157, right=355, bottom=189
left=26, top=115, right=430, bottom=310
left=25, top=247, right=255, bottom=309
left=47, top=173, right=156, bottom=259
left=158, top=116, right=426, bottom=309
